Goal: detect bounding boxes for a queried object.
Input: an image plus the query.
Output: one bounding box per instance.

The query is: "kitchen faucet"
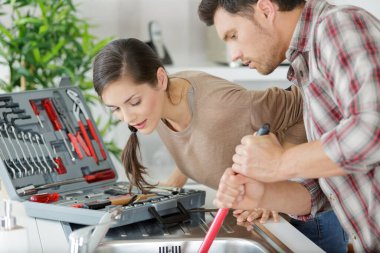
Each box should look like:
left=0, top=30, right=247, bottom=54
left=69, top=206, right=123, bottom=253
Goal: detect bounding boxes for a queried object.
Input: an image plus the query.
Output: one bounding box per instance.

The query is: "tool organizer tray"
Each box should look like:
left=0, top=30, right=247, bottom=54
left=0, top=85, right=205, bottom=226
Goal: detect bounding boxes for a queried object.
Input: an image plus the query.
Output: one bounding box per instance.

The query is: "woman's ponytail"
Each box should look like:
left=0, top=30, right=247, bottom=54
left=122, top=125, right=152, bottom=192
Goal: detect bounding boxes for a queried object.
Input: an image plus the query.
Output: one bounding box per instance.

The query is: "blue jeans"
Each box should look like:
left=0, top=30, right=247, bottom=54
left=289, top=210, right=348, bottom=253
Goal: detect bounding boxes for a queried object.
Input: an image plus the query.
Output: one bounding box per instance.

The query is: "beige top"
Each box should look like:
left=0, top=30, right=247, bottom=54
left=157, top=71, right=306, bottom=189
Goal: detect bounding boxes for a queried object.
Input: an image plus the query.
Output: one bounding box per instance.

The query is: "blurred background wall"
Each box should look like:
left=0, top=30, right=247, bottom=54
left=75, top=0, right=380, bottom=67
left=1, top=0, right=379, bottom=183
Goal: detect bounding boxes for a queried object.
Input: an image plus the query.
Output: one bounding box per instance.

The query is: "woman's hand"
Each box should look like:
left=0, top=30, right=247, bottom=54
left=213, top=168, right=266, bottom=210
left=233, top=209, right=280, bottom=231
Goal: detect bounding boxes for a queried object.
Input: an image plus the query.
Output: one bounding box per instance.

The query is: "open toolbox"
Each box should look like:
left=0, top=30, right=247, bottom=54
left=0, top=85, right=205, bottom=227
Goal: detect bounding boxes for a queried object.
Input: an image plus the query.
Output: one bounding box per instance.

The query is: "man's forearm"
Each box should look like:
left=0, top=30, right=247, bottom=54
left=280, top=140, right=346, bottom=180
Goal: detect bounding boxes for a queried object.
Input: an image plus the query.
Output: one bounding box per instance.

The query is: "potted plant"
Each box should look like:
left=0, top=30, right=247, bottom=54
left=0, top=0, right=122, bottom=158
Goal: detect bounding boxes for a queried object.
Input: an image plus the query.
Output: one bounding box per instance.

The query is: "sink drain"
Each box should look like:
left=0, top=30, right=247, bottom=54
left=158, top=245, right=182, bottom=253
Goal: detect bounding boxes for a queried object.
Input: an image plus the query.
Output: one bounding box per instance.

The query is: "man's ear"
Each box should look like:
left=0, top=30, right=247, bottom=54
left=256, top=0, right=277, bottom=23
left=156, top=67, right=168, bottom=90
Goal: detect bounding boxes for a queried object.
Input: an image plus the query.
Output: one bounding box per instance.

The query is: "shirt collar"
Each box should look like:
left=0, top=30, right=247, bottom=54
left=286, top=0, right=330, bottom=62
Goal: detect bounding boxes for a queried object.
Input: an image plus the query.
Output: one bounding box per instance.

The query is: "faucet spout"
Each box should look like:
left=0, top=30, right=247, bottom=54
left=69, top=206, right=123, bottom=253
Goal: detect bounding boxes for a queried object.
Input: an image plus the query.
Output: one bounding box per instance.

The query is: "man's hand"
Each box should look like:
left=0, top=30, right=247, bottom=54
left=232, top=133, right=285, bottom=182
left=213, top=168, right=266, bottom=210
left=233, top=209, right=280, bottom=231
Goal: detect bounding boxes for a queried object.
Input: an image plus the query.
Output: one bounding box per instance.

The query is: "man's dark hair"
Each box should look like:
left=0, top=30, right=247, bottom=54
left=198, top=0, right=305, bottom=26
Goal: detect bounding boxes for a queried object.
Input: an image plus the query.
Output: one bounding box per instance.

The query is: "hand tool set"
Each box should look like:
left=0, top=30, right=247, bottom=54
left=0, top=85, right=205, bottom=227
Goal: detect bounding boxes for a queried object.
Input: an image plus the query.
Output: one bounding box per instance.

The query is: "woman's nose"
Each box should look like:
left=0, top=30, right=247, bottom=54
left=120, top=109, right=136, bottom=124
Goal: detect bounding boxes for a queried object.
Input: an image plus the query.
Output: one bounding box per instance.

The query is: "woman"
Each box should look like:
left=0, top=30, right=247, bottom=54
left=92, top=38, right=347, bottom=253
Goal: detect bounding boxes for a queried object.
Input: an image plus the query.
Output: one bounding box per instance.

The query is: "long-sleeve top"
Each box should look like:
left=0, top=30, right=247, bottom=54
left=157, top=71, right=327, bottom=218
left=286, top=0, right=380, bottom=252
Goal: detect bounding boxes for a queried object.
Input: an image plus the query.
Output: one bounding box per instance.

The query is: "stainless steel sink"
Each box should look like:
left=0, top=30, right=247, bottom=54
left=95, top=238, right=269, bottom=253
left=91, top=210, right=292, bottom=253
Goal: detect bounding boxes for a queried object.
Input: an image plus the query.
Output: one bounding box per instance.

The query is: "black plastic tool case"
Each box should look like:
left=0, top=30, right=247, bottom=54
left=0, top=86, right=205, bottom=226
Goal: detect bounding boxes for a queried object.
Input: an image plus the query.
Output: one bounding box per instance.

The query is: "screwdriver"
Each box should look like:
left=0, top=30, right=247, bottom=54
left=197, top=123, right=270, bottom=253
left=82, top=194, right=138, bottom=210
left=76, top=193, right=157, bottom=210
left=53, top=157, right=67, bottom=175
left=30, top=192, right=60, bottom=203
left=17, top=169, right=116, bottom=196
left=29, top=100, right=44, bottom=128
left=42, top=98, right=76, bottom=162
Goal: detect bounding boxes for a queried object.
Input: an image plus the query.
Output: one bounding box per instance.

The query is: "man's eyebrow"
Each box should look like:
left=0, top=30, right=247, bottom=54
left=104, top=94, right=135, bottom=107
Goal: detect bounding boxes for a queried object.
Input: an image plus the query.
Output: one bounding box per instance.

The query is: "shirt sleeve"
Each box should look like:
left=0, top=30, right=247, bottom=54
left=288, top=178, right=328, bottom=221
left=250, top=85, right=307, bottom=144
left=315, top=10, right=380, bottom=173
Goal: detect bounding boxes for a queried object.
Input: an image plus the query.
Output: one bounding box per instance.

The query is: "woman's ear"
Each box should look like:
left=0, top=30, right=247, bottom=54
left=156, top=67, right=168, bottom=90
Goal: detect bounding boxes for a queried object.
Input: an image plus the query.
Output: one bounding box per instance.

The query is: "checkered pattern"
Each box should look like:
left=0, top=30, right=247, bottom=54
left=286, top=0, right=380, bottom=251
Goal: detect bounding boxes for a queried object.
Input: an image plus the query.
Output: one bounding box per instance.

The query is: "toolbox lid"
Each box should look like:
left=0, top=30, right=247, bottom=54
left=0, top=86, right=118, bottom=202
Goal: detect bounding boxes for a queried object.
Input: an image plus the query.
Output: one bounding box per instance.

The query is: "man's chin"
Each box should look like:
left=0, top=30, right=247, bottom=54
left=256, top=65, right=277, bottom=75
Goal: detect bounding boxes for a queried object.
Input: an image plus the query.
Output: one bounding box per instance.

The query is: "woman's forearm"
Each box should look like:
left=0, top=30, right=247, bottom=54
left=260, top=181, right=311, bottom=215
left=160, top=166, right=188, bottom=187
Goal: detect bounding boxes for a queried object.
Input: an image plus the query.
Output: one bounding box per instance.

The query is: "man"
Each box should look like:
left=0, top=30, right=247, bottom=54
left=198, top=0, right=380, bottom=252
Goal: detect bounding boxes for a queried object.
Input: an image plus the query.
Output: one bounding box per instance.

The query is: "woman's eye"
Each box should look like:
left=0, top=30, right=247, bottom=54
left=110, top=107, right=119, bottom=113
left=130, top=100, right=141, bottom=106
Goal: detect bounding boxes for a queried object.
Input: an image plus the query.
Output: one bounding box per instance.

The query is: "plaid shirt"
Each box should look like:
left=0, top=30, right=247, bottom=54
left=286, top=0, right=380, bottom=252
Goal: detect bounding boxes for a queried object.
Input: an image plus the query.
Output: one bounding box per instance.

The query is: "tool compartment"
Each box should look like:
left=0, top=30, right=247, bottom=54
left=0, top=85, right=205, bottom=227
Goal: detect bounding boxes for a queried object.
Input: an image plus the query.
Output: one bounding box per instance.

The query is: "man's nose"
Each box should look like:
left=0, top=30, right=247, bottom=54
left=230, top=47, right=243, bottom=62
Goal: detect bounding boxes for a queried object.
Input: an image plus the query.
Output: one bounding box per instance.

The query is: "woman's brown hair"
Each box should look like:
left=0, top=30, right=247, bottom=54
left=93, top=38, right=164, bottom=192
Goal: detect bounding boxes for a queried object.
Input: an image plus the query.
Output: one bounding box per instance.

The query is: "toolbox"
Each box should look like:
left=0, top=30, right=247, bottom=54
left=0, top=83, right=205, bottom=227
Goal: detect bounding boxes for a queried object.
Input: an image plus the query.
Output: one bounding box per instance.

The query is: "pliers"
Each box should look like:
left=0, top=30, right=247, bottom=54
left=66, top=89, right=107, bottom=164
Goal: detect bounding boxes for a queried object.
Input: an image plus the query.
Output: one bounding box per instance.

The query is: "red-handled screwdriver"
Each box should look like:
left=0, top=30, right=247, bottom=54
left=30, top=192, right=60, bottom=203
left=86, top=119, right=107, bottom=161
left=42, top=98, right=76, bottom=162
left=84, top=169, right=115, bottom=183
left=29, top=100, right=44, bottom=128
left=53, top=157, right=67, bottom=175
left=17, top=169, right=116, bottom=196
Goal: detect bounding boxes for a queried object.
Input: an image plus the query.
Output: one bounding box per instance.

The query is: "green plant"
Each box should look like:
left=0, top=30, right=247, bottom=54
left=0, top=0, right=122, bottom=158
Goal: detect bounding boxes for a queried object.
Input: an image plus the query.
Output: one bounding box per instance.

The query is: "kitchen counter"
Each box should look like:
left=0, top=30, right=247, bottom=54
left=166, top=64, right=292, bottom=91
left=0, top=188, right=323, bottom=253
left=166, top=64, right=290, bottom=83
